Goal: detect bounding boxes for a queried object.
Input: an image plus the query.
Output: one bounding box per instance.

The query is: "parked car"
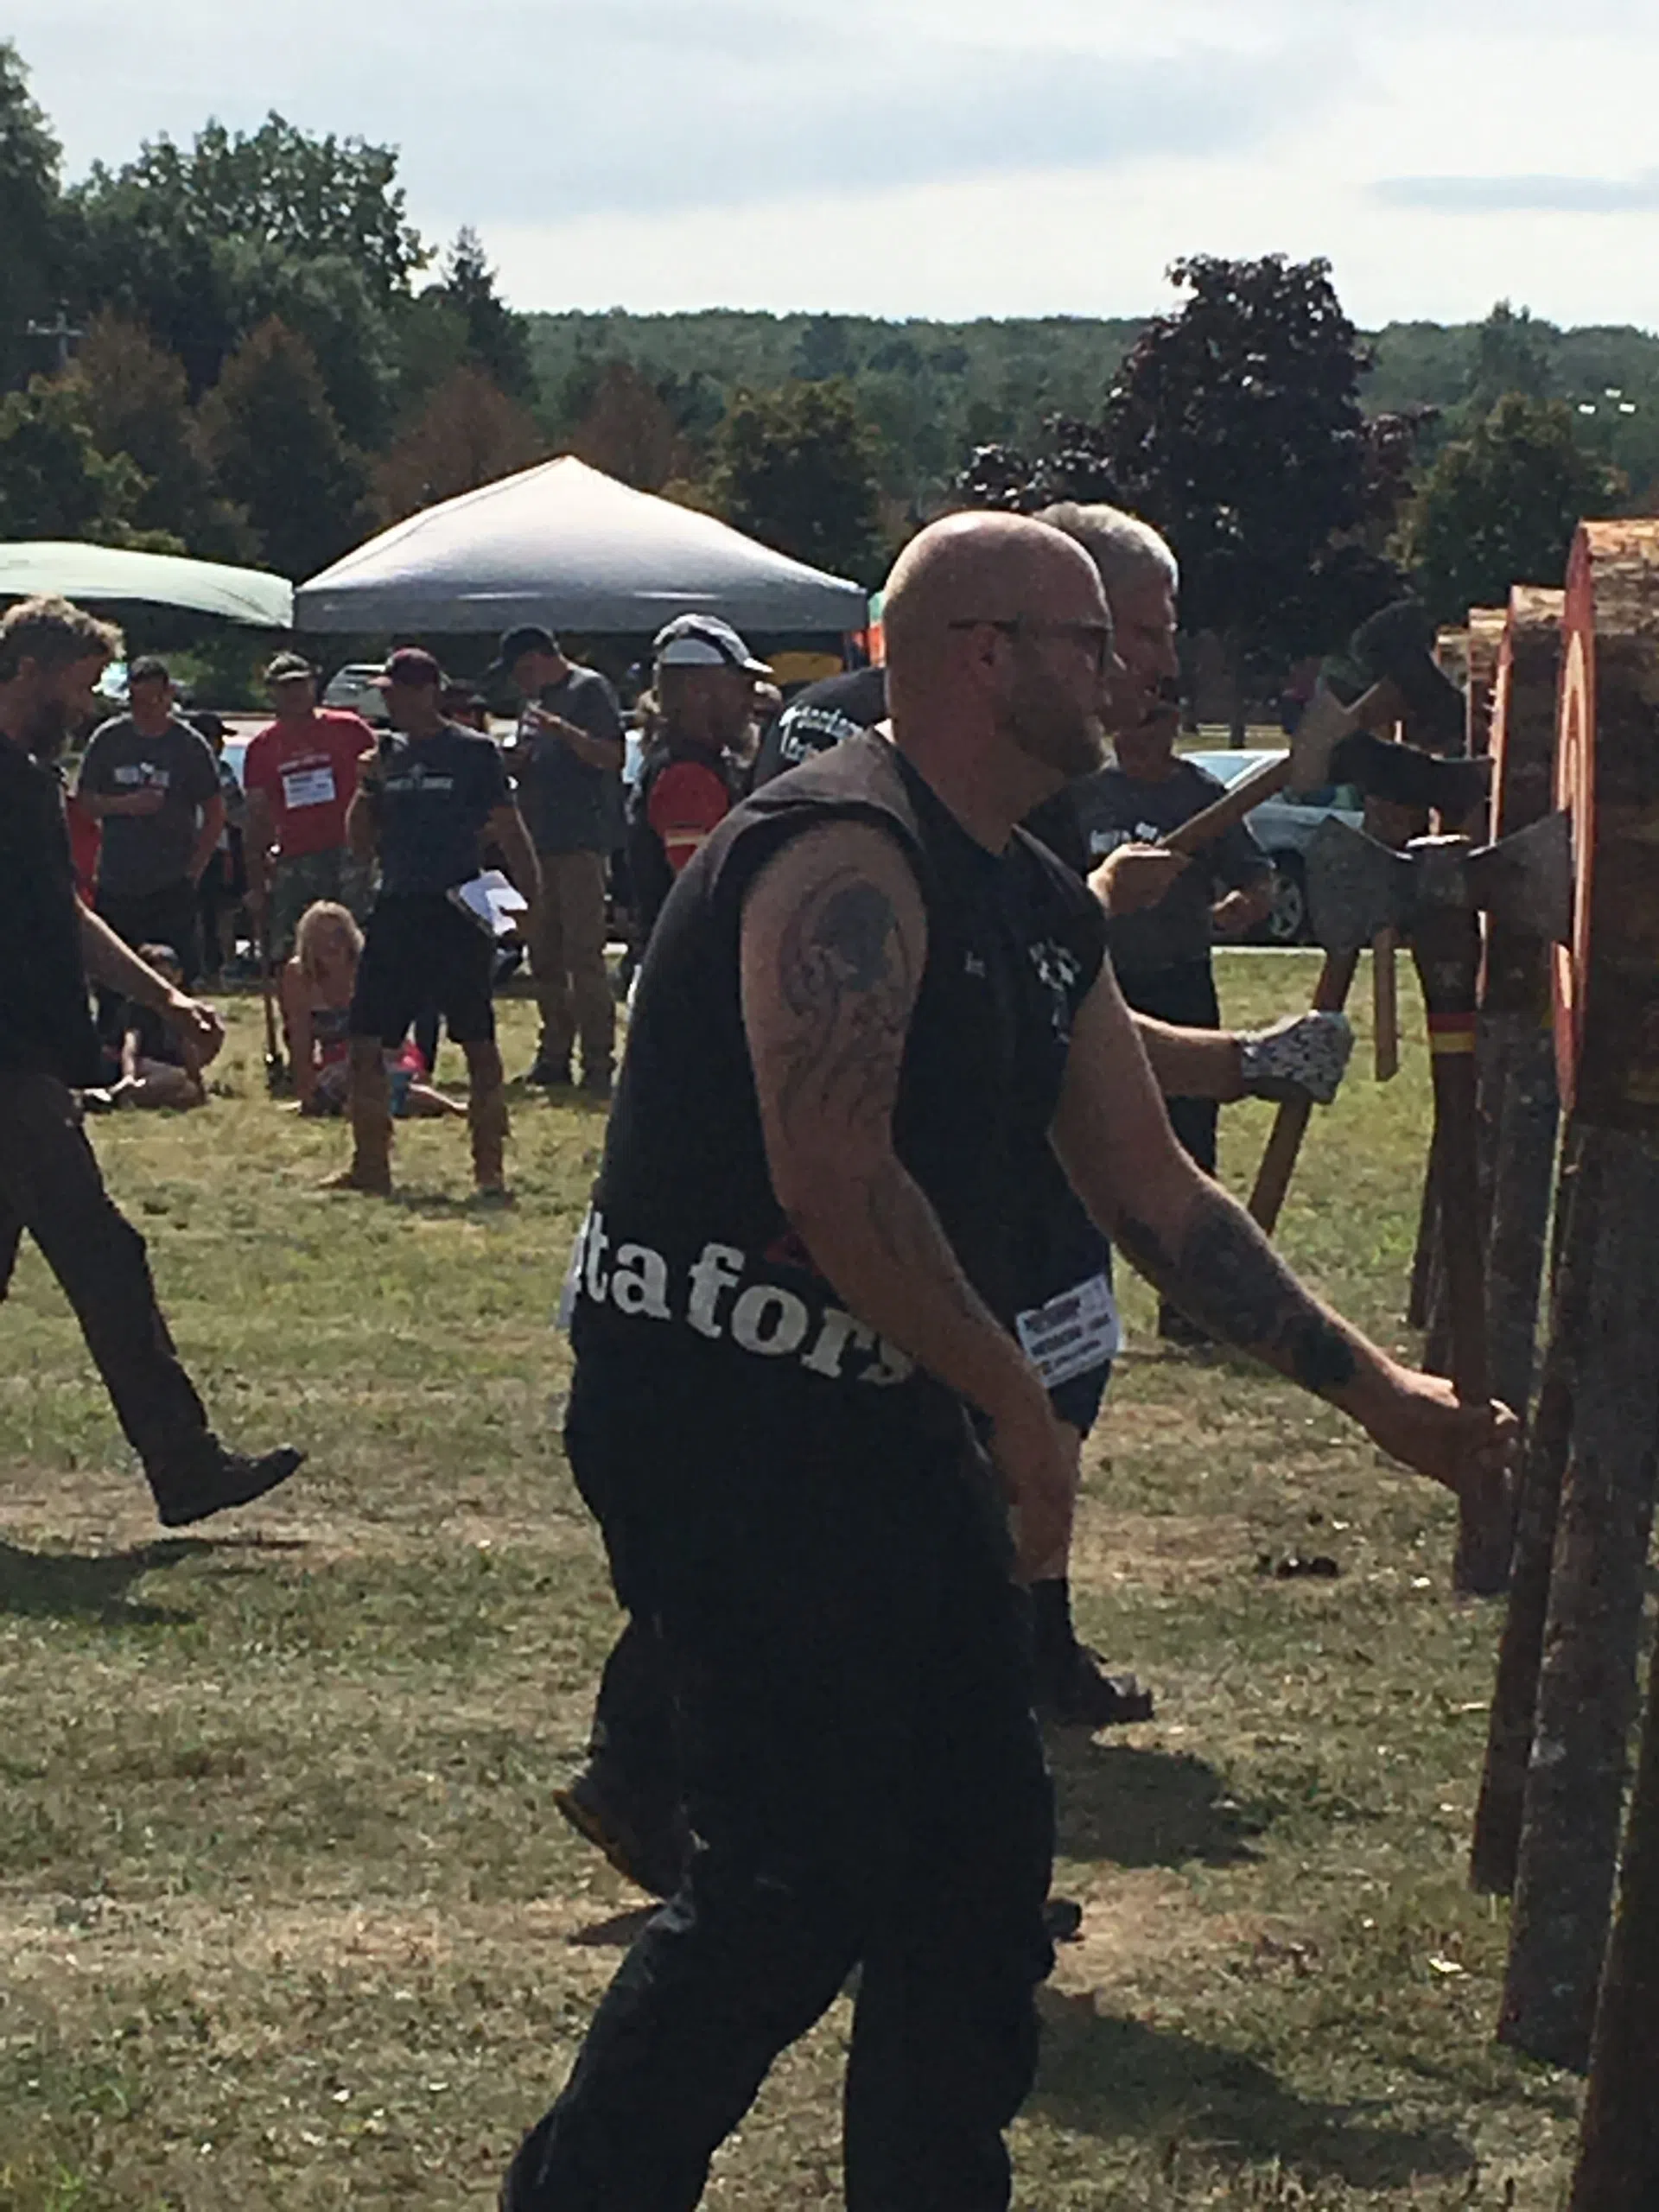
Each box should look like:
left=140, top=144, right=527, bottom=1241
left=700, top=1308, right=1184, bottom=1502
left=321, top=663, right=391, bottom=727
left=1184, top=749, right=1365, bottom=945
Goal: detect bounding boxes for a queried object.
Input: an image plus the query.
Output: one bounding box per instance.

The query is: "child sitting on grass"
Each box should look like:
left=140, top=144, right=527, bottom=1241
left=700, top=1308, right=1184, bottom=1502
left=281, top=900, right=462, bottom=1121
left=112, top=944, right=207, bottom=1111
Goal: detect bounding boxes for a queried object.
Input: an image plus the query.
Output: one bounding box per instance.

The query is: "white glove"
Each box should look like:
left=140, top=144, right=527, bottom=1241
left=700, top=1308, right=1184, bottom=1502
left=1237, top=1011, right=1354, bottom=1106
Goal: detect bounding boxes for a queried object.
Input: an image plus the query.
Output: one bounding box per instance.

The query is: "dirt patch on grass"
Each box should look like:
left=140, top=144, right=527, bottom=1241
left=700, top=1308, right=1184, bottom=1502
left=1067, top=1510, right=1253, bottom=1589
left=1048, top=1867, right=1262, bottom=2008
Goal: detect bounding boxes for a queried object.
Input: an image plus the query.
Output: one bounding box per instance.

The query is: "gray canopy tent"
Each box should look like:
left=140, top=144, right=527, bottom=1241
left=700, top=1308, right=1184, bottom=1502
left=294, top=456, right=868, bottom=637
left=0, top=541, right=293, bottom=626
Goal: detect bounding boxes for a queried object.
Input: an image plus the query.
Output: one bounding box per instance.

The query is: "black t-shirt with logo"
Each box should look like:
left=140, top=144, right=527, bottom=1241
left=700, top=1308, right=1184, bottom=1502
left=372, top=724, right=511, bottom=897
left=77, top=714, right=221, bottom=898
left=0, top=738, right=101, bottom=1088
left=1071, top=757, right=1271, bottom=977
left=512, top=664, right=624, bottom=856
left=573, top=730, right=1107, bottom=1438
left=751, top=665, right=888, bottom=789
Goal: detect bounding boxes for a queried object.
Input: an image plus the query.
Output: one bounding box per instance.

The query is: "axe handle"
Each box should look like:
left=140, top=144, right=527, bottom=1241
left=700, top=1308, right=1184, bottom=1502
left=1373, top=929, right=1401, bottom=1081
left=259, top=923, right=284, bottom=1071
left=1161, top=678, right=1399, bottom=861
left=1247, top=948, right=1361, bottom=1235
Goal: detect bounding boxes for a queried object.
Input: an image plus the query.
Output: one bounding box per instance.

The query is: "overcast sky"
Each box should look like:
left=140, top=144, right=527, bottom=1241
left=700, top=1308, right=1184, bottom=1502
left=14, top=1, right=1658, bottom=329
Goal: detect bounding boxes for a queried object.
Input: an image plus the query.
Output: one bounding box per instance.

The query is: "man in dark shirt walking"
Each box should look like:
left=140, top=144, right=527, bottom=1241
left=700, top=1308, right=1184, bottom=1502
left=493, top=626, right=625, bottom=1096
left=500, top=515, right=1513, bottom=2211
left=76, top=655, right=225, bottom=1002
left=328, top=648, right=539, bottom=1198
left=0, top=599, right=302, bottom=1526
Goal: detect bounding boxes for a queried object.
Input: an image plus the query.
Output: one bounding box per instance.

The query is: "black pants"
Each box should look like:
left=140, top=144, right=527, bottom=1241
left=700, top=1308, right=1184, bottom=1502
left=93, top=880, right=203, bottom=1041
left=506, top=1358, right=1053, bottom=2212
left=198, top=837, right=245, bottom=977
left=1115, top=957, right=1221, bottom=1176
left=0, top=1071, right=214, bottom=1509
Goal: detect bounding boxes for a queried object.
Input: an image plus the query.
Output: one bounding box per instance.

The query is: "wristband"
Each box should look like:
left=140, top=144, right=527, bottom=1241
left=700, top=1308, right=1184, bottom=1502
left=1237, top=1011, right=1354, bottom=1105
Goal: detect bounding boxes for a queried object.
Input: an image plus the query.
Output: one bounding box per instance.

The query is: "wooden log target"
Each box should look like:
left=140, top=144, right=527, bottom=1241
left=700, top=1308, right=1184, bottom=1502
left=1494, top=519, right=1659, bottom=2068
left=1484, top=586, right=1566, bottom=1014
left=1554, top=520, right=1659, bottom=1128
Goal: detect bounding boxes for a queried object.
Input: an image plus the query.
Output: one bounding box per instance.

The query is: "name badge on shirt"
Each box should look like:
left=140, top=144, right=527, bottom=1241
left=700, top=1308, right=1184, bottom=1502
left=1014, top=1271, right=1122, bottom=1388
left=282, top=764, right=337, bottom=810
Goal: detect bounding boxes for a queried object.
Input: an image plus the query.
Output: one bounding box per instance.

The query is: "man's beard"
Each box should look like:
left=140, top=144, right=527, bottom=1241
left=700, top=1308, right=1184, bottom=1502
left=22, top=696, right=71, bottom=762
left=1007, top=658, right=1109, bottom=781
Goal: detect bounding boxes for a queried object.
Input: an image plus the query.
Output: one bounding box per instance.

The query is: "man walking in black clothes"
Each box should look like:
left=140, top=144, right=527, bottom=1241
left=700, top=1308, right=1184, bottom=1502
left=327, top=648, right=539, bottom=1199
left=493, top=626, right=625, bottom=1096
left=0, top=599, right=302, bottom=1526
left=501, top=514, right=1512, bottom=2211
left=76, top=654, right=225, bottom=1007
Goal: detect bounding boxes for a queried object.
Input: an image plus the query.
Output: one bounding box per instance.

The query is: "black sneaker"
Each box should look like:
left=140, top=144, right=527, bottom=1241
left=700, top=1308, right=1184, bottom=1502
left=553, top=1764, right=690, bottom=1898
left=523, top=1055, right=571, bottom=1088
left=1038, top=1649, right=1155, bottom=1729
left=156, top=1445, right=305, bottom=1529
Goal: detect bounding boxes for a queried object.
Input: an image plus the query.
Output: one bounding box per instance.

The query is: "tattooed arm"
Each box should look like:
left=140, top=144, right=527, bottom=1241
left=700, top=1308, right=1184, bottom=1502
left=1052, top=964, right=1516, bottom=1496
left=741, top=819, right=1072, bottom=1571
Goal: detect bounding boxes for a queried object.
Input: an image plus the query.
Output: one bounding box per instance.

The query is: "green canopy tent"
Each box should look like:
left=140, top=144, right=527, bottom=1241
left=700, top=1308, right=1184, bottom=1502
left=0, top=542, right=293, bottom=628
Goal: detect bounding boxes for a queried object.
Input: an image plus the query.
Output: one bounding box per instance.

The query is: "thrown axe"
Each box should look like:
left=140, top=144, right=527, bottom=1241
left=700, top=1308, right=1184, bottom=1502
left=1305, top=810, right=1573, bottom=1596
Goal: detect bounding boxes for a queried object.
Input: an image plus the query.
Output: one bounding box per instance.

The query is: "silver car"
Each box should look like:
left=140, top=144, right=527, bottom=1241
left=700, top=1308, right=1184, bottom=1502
left=1185, top=749, right=1365, bottom=946
left=321, top=663, right=392, bottom=728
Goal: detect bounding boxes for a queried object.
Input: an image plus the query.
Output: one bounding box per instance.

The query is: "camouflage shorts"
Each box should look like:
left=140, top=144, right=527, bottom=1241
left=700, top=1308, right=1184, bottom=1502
left=270, top=849, right=377, bottom=961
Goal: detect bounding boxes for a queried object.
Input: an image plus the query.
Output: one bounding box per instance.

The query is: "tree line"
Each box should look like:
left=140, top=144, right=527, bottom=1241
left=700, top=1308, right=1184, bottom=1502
left=2, top=36, right=1648, bottom=694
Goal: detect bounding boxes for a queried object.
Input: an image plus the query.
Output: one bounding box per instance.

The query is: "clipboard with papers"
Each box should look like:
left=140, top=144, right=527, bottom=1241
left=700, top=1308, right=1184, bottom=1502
left=448, top=868, right=529, bottom=939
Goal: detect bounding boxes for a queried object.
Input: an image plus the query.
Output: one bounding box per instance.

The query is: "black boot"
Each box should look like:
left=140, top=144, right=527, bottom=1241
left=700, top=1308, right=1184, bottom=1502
left=1032, top=1578, right=1155, bottom=1728
left=153, top=1442, right=305, bottom=1528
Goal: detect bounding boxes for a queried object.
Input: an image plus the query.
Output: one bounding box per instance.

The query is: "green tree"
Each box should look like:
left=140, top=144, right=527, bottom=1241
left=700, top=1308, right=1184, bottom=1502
left=1467, top=302, right=1555, bottom=410
left=567, top=362, right=691, bottom=492
left=0, top=375, right=149, bottom=543
left=199, top=318, right=365, bottom=579
left=67, top=113, right=429, bottom=400
left=711, top=378, right=883, bottom=582
left=1402, top=393, right=1622, bottom=623
left=72, top=309, right=256, bottom=560
left=431, top=228, right=535, bottom=403
left=0, top=41, right=65, bottom=389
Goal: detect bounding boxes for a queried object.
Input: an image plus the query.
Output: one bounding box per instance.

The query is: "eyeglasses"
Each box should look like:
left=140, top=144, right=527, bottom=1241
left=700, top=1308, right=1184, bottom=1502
left=948, top=617, right=1116, bottom=672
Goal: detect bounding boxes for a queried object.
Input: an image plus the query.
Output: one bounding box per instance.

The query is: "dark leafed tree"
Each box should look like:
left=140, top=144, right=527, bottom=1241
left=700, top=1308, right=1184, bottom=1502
left=1467, top=302, right=1555, bottom=410
left=1402, top=393, right=1623, bottom=623
left=1102, top=255, right=1421, bottom=721
left=199, top=318, right=365, bottom=580
left=373, top=365, right=546, bottom=523
left=711, top=378, right=884, bottom=582
left=72, top=310, right=256, bottom=561
left=0, top=376, right=148, bottom=543
left=0, top=42, right=65, bottom=389
left=434, top=228, right=536, bottom=404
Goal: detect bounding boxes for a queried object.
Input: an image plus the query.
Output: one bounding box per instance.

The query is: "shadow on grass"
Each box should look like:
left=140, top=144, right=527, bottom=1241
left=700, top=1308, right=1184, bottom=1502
left=1051, top=1742, right=1267, bottom=1870
left=0, top=1537, right=212, bottom=1626
left=1033, top=1992, right=1474, bottom=2188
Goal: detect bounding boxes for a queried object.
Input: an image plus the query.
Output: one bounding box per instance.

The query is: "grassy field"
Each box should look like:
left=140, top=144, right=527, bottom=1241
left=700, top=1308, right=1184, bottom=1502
left=0, top=957, right=1593, bottom=2210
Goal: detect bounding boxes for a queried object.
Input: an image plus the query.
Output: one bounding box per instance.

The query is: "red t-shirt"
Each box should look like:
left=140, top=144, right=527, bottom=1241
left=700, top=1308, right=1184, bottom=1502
left=646, top=759, right=732, bottom=875
left=243, top=709, right=375, bottom=860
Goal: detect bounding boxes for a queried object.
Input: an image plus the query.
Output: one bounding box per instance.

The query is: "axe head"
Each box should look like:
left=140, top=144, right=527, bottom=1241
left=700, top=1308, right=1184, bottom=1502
left=1351, top=600, right=1467, bottom=753
left=1465, top=809, right=1574, bottom=944
left=1306, top=817, right=1417, bottom=951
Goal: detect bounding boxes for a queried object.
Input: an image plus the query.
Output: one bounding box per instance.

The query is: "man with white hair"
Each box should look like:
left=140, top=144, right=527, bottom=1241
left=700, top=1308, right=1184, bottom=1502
left=502, top=512, right=1510, bottom=2211
left=1034, top=504, right=1274, bottom=1345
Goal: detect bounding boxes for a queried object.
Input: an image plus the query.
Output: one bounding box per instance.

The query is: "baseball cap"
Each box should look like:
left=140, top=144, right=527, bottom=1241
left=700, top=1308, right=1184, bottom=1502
left=652, top=613, right=772, bottom=677
left=264, top=649, right=315, bottom=683
left=129, top=653, right=170, bottom=685
left=371, top=645, right=444, bottom=689
left=487, top=624, right=560, bottom=677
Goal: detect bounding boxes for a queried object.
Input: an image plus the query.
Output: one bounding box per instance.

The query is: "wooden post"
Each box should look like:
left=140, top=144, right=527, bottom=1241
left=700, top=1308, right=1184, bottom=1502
left=1497, top=519, right=1659, bottom=2071
left=1479, top=586, right=1564, bottom=1436
left=1569, top=1632, right=1659, bottom=2210
left=1407, top=850, right=1511, bottom=1597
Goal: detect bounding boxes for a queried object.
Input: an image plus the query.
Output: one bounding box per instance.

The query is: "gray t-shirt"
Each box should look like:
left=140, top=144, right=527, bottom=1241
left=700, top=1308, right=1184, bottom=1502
left=512, top=664, right=624, bottom=855
left=78, top=715, right=222, bottom=898
left=1071, top=756, right=1271, bottom=976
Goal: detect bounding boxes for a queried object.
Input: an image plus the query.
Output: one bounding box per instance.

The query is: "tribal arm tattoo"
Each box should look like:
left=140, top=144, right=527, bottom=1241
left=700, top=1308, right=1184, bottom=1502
left=1114, top=1187, right=1361, bottom=1399
left=743, top=831, right=1034, bottom=1414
